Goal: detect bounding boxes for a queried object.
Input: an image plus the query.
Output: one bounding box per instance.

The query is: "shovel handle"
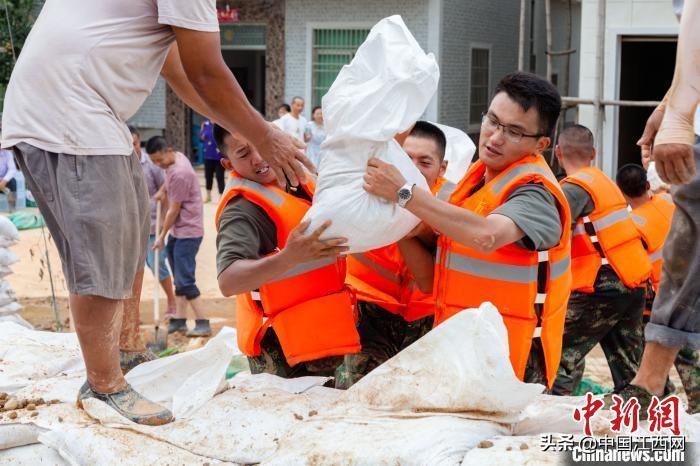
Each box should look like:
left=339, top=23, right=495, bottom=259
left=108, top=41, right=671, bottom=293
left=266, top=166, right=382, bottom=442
left=154, top=200, right=161, bottom=326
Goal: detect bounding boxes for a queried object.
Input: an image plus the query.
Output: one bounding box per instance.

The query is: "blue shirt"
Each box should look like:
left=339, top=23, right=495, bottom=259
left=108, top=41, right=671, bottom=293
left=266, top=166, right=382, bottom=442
left=0, top=150, right=17, bottom=183
left=199, top=120, right=222, bottom=161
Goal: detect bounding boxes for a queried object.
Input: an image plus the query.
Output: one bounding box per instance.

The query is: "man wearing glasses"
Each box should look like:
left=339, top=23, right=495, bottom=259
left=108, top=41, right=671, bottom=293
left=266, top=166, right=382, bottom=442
left=364, top=71, right=571, bottom=387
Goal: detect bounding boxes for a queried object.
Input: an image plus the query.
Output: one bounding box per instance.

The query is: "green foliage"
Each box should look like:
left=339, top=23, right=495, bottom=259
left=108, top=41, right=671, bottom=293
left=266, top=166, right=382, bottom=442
left=0, top=0, right=36, bottom=109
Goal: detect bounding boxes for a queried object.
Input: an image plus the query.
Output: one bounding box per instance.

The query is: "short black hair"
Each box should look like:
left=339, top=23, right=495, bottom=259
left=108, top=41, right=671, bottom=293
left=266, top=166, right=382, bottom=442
left=291, top=96, right=304, bottom=104
left=128, top=125, right=139, bottom=136
left=278, top=103, right=291, bottom=112
left=492, top=71, right=562, bottom=136
left=145, top=136, right=169, bottom=155
left=311, top=106, right=322, bottom=115
left=408, top=121, right=447, bottom=161
left=616, top=163, right=648, bottom=198
left=557, top=124, right=594, bottom=160
left=213, top=124, right=229, bottom=154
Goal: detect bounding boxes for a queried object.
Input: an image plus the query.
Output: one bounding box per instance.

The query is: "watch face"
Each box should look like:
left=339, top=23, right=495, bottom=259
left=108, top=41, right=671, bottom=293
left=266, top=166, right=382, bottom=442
left=399, top=188, right=411, bottom=200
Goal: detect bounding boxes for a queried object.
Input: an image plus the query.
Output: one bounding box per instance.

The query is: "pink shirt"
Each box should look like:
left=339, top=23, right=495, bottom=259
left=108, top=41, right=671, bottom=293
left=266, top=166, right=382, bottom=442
left=166, top=152, right=204, bottom=238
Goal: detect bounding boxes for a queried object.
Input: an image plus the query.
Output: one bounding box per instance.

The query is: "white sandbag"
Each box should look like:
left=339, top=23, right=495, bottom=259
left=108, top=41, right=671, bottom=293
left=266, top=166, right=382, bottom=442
left=0, top=443, right=67, bottom=465
left=0, top=217, right=19, bottom=244
left=461, top=435, right=565, bottom=466
left=83, top=374, right=338, bottom=464
left=0, top=322, right=84, bottom=393
left=0, top=424, right=43, bottom=450
left=0, top=265, right=12, bottom=278
left=267, top=408, right=509, bottom=466
left=0, top=301, right=22, bottom=316
left=0, top=249, right=18, bottom=267
left=38, top=426, right=234, bottom=466
left=304, top=15, right=438, bottom=253
left=432, top=122, right=476, bottom=184
left=343, top=302, right=544, bottom=418
left=0, top=313, right=30, bottom=328
left=125, top=326, right=240, bottom=418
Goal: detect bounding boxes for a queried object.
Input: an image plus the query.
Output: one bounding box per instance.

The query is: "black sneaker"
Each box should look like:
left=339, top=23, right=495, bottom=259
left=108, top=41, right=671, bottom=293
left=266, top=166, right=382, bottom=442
left=603, top=383, right=656, bottom=412
left=168, top=318, right=188, bottom=334
left=186, top=319, right=212, bottom=337
left=119, top=349, right=157, bottom=374
left=77, top=381, right=173, bottom=426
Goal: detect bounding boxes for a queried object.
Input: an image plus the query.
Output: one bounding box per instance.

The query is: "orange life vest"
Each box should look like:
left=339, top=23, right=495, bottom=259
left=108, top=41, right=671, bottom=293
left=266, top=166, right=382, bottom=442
left=433, top=154, right=572, bottom=387
left=345, top=177, right=458, bottom=321
left=563, top=166, right=652, bottom=293
left=630, top=193, right=675, bottom=292
left=215, top=173, right=361, bottom=366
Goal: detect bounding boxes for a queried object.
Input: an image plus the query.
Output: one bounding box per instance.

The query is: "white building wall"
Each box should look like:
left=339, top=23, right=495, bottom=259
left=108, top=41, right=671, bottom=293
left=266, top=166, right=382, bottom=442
left=578, top=0, right=679, bottom=175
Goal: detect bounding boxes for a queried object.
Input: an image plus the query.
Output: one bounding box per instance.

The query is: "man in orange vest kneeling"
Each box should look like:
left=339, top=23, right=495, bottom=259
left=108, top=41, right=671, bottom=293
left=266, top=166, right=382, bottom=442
left=551, top=125, right=652, bottom=395
left=337, top=121, right=456, bottom=388
left=213, top=125, right=361, bottom=380
left=364, top=72, right=572, bottom=388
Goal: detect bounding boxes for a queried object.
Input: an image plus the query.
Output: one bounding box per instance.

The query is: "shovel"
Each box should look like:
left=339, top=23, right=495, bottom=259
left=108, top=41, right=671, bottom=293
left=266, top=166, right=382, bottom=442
left=148, top=200, right=168, bottom=352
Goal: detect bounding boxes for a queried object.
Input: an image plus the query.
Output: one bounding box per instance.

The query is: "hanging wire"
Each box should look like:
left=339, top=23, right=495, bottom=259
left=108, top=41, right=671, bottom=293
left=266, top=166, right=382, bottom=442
left=3, top=0, right=16, bottom=62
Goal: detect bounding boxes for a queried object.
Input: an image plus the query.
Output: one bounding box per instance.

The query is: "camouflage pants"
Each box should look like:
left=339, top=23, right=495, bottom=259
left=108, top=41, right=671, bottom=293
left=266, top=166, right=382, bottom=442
left=552, top=286, right=646, bottom=395
left=643, top=315, right=700, bottom=413
left=335, top=301, right=434, bottom=389
left=247, top=329, right=343, bottom=378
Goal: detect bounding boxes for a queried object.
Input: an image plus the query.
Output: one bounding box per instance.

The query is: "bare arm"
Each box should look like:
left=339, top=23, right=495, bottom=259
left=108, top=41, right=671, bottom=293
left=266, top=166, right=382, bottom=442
left=153, top=201, right=181, bottom=250
left=169, top=27, right=312, bottom=186
left=364, top=158, right=525, bottom=253
left=397, top=237, right=435, bottom=293
left=161, top=43, right=215, bottom=119
left=218, top=220, right=349, bottom=297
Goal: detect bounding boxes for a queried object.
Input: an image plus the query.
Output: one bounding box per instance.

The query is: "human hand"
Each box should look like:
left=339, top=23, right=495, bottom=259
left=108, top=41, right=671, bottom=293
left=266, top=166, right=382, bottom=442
left=254, top=124, right=314, bottom=187
left=363, top=158, right=407, bottom=202
left=152, top=235, right=165, bottom=251
left=281, top=219, right=349, bottom=264
left=653, top=143, right=696, bottom=184
left=637, top=106, right=665, bottom=168
left=0, top=180, right=8, bottom=191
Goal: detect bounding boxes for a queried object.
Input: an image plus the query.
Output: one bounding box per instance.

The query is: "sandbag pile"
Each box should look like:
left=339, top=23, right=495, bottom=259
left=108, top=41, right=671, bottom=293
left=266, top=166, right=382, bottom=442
left=0, top=216, right=25, bottom=328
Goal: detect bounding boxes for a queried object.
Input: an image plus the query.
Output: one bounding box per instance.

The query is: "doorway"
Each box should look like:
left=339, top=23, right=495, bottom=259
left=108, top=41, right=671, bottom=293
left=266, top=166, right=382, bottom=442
left=617, top=37, right=676, bottom=169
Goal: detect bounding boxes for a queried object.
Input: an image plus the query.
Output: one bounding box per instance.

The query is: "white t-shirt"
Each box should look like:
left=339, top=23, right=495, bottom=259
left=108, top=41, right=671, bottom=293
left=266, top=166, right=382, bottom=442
left=277, top=113, right=308, bottom=142
left=1, top=0, right=218, bottom=156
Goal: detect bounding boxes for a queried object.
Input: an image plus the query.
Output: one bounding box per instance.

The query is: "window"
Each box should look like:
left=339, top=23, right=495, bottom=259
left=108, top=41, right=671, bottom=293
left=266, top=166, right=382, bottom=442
left=469, top=48, right=491, bottom=127
left=311, top=28, right=370, bottom=108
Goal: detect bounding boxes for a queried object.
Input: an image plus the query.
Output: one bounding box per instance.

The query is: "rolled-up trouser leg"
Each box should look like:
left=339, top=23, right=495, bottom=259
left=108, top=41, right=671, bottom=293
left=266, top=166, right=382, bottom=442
left=646, top=144, right=700, bottom=350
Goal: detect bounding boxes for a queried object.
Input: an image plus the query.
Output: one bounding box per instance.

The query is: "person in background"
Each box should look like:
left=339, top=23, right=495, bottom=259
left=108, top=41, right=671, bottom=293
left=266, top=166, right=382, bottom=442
left=617, top=163, right=700, bottom=412
left=305, top=106, right=326, bottom=171
left=130, top=126, right=177, bottom=320
left=146, top=136, right=211, bottom=338
left=552, top=125, right=651, bottom=396
left=272, top=103, right=291, bottom=130
left=199, top=119, right=225, bottom=203
left=277, top=97, right=307, bottom=142
left=0, top=148, right=18, bottom=213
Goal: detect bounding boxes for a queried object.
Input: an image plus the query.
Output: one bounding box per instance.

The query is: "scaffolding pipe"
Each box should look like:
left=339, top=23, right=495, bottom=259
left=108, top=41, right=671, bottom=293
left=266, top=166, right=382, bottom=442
left=594, top=0, right=606, bottom=166
left=518, top=0, right=527, bottom=70
left=545, top=0, right=553, bottom=81
left=561, top=97, right=662, bottom=108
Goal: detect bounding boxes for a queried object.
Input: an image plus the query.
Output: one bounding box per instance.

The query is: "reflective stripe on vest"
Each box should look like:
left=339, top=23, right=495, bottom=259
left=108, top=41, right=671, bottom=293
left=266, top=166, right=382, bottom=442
left=649, top=249, right=663, bottom=263
left=350, top=253, right=402, bottom=285
left=569, top=171, right=595, bottom=183
left=492, top=163, right=558, bottom=194
left=631, top=213, right=647, bottom=226
left=591, top=208, right=630, bottom=231
left=444, top=250, right=569, bottom=283
left=437, top=180, right=457, bottom=201
left=225, top=178, right=285, bottom=207
left=269, top=257, right=337, bottom=284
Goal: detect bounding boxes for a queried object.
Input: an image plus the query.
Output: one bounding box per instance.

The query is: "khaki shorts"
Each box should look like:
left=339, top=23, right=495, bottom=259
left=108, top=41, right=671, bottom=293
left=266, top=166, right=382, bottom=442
left=14, top=143, right=149, bottom=300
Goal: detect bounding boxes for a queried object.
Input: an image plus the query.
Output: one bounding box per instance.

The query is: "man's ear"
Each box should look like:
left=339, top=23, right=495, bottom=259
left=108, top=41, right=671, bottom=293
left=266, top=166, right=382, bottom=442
left=220, top=158, right=233, bottom=172
left=536, top=136, right=551, bottom=154
left=439, top=159, right=448, bottom=178
left=590, top=147, right=597, bottom=162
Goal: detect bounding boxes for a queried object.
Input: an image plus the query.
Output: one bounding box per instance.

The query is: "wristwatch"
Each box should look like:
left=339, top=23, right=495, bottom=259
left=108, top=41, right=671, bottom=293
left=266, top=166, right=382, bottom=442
left=397, top=182, right=415, bottom=208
